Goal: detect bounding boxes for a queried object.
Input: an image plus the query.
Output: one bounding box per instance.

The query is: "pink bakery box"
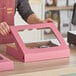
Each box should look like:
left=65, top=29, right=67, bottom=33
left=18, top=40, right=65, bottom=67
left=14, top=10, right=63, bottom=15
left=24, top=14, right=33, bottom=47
left=0, top=54, right=14, bottom=71
left=6, top=23, right=70, bottom=62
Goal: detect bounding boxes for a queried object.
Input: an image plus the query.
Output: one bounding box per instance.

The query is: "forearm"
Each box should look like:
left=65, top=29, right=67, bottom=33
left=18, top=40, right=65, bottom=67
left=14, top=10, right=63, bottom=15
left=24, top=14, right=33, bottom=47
left=26, top=14, right=43, bottom=24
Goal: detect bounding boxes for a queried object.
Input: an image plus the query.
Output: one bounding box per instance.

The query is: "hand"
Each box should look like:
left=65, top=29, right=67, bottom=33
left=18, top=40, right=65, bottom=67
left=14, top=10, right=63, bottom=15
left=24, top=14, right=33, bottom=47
left=0, top=22, right=10, bottom=36
left=43, top=18, right=54, bottom=23
left=27, top=14, right=54, bottom=24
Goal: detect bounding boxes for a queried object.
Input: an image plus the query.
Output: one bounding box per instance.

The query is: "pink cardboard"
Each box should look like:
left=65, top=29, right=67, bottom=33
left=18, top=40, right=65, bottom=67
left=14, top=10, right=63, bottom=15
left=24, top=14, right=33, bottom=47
left=0, top=54, right=14, bottom=71
left=6, top=23, right=70, bottom=62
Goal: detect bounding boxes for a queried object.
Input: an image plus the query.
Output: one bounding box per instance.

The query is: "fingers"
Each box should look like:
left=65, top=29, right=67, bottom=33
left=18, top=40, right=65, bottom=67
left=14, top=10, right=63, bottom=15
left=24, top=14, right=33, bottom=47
left=44, top=18, right=54, bottom=23
left=3, top=22, right=10, bottom=33
left=47, top=18, right=54, bottom=22
left=0, top=30, right=5, bottom=36
left=0, top=22, right=10, bottom=36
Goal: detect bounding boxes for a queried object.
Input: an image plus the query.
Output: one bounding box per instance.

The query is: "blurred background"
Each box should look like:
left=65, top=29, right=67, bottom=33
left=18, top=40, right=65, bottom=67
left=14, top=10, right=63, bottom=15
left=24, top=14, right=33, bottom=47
left=15, top=0, right=76, bottom=41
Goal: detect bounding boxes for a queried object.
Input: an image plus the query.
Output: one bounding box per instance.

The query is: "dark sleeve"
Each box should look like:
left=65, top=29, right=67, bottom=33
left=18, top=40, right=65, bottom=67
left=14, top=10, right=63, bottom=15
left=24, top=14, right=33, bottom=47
left=71, top=3, right=76, bottom=25
left=17, top=0, right=34, bottom=22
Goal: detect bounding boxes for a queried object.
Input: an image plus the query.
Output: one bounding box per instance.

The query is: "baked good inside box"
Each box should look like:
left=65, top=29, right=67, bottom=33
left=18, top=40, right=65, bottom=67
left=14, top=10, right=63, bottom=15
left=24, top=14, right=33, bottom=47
left=7, top=40, right=58, bottom=49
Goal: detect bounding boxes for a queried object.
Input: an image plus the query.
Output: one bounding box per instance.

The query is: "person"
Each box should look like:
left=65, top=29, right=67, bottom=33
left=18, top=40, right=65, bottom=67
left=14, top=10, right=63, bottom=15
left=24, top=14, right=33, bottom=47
left=0, top=0, right=53, bottom=36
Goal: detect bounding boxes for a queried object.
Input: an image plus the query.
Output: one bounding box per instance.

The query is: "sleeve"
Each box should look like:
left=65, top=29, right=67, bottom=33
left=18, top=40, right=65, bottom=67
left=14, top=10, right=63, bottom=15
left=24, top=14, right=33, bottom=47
left=17, top=0, right=34, bottom=22
left=71, top=3, right=76, bottom=25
